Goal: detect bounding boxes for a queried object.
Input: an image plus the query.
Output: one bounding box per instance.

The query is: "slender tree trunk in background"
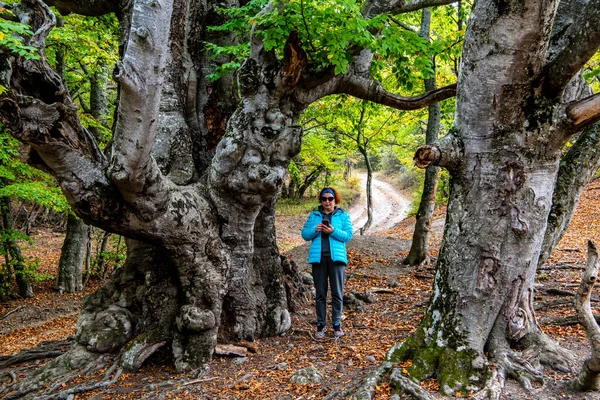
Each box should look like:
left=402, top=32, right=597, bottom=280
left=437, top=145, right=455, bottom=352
left=344, top=157, right=352, bottom=180
left=359, top=146, right=373, bottom=235
left=88, top=64, right=109, bottom=142
left=0, top=196, right=33, bottom=298
left=83, top=227, right=93, bottom=287
left=97, top=231, right=111, bottom=278
left=56, top=214, right=88, bottom=293
left=297, top=166, right=324, bottom=199
left=404, top=7, right=441, bottom=266
left=539, top=123, right=600, bottom=266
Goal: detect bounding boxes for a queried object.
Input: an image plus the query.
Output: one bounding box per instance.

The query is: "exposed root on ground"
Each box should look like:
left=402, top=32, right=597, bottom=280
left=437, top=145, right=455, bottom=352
left=1, top=344, right=117, bottom=400
left=523, top=331, right=576, bottom=373
left=488, top=347, right=544, bottom=393
left=389, top=368, right=437, bottom=400
left=0, top=338, right=71, bottom=368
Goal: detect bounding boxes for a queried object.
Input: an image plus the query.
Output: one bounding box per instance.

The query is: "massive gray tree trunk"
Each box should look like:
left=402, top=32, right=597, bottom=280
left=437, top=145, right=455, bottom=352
left=392, top=0, right=600, bottom=397
left=0, top=1, right=457, bottom=389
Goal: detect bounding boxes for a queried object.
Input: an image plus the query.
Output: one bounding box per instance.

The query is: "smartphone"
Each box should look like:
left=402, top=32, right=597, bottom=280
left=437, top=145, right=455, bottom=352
left=323, top=220, right=330, bottom=227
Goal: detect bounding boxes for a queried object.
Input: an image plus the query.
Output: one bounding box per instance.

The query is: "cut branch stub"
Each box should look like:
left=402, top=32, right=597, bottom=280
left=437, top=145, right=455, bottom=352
left=413, top=145, right=441, bottom=168
left=413, top=132, right=463, bottom=171
left=567, top=93, right=600, bottom=132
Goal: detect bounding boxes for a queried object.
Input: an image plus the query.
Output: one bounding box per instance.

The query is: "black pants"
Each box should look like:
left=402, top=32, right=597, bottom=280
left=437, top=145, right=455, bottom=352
left=312, top=256, right=345, bottom=326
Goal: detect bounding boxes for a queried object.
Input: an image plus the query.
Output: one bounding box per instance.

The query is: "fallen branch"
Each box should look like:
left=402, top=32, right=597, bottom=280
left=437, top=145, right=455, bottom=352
left=1, top=305, right=24, bottom=320
left=182, top=376, right=219, bottom=386
left=538, top=314, right=600, bottom=326
left=539, top=265, right=586, bottom=270
left=544, top=288, right=576, bottom=297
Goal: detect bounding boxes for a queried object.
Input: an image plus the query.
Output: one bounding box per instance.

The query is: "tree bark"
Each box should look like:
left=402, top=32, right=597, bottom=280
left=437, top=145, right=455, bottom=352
left=0, top=0, right=458, bottom=381
left=394, top=0, right=600, bottom=396
left=404, top=7, right=441, bottom=266
left=358, top=145, right=373, bottom=235
left=56, top=214, right=88, bottom=293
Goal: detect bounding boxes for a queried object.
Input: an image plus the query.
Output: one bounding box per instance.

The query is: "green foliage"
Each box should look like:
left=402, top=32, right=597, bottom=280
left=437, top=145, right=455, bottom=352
left=0, top=127, right=69, bottom=212
left=205, top=0, right=461, bottom=82
left=584, top=50, right=600, bottom=92
left=276, top=197, right=319, bottom=216
left=0, top=126, right=69, bottom=298
left=46, top=12, right=119, bottom=145
left=204, top=0, right=267, bottom=81
left=89, top=234, right=126, bottom=279
left=0, top=7, right=41, bottom=60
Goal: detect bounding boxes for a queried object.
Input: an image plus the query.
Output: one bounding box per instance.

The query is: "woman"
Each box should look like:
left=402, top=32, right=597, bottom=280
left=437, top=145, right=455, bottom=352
left=301, top=187, right=353, bottom=339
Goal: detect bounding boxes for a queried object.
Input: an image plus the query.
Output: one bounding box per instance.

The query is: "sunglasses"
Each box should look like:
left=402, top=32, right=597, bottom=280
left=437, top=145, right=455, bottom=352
left=320, top=196, right=335, bottom=202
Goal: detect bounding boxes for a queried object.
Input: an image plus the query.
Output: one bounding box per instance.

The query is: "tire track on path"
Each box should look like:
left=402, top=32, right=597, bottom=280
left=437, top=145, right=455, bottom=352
left=347, top=173, right=412, bottom=234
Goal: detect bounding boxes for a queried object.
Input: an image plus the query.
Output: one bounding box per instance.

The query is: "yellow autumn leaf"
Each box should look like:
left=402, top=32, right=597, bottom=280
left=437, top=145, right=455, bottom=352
left=0, top=31, right=5, bottom=41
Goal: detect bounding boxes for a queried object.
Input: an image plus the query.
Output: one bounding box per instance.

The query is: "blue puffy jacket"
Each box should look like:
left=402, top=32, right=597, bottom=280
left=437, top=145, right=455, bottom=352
left=301, top=207, right=353, bottom=264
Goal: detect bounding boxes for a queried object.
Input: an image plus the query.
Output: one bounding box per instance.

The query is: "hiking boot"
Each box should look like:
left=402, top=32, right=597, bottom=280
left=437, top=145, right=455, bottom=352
left=315, top=326, right=327, bottom=339
left=333, top=324, right=344, bottom=338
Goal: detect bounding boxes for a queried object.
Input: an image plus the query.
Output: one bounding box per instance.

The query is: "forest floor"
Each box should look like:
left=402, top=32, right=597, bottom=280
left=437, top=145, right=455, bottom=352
left=1, top=179, right=600, bottom=399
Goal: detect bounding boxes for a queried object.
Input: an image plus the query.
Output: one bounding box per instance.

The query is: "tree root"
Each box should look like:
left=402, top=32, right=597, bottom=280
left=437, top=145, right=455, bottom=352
left=490, top=348, right=545, bottom=392
left=0, top=338, right=71, bottom=368
left=471, top=369, right=503, bottom=400
left=526, top=331, right=576, bottom=373
left=389, top=368, right=437, bottom=400
left=322, top=361, right=395, bottom=400
left=36, top=364, right=123, bottom=400
left=1, top=345, right=117, bottom=400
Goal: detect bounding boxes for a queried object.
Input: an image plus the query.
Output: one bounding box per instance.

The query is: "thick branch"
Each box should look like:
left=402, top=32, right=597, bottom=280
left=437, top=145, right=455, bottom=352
left=362, top=0, right=458, bottom=19
left=337, top=75, right=456, bottom=110
left=573, top=240, right=600, bottom=390
left=108, top=0, right=174, bottom=214
left=566, top=93, right=600, bottom=132
left=543, top=0, right=600, bottom=98
left=413, top=132, right=462, bottom=171
left=44, top=0, right=122, bottom=16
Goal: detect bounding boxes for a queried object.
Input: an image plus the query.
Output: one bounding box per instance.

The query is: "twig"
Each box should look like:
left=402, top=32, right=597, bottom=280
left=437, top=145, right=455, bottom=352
left=182, top=376, right=219, bottom=386
left=539, top=265, right=586, bottom=270
left=1, top=305, right=24, bottom=320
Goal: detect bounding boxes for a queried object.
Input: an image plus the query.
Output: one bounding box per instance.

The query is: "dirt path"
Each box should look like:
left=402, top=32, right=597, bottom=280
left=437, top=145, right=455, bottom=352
left=347, top=172, right=412, bottom=233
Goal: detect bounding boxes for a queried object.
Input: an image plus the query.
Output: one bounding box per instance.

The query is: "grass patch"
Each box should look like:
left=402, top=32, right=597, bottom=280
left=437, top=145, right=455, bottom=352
left=276, top=197, right=319, bottom=216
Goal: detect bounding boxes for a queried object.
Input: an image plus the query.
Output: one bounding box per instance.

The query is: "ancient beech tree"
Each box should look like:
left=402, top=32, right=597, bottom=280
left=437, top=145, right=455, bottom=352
left=396, top=0, right=600, bottom=397
left=0, top=0, right=456, bottom=386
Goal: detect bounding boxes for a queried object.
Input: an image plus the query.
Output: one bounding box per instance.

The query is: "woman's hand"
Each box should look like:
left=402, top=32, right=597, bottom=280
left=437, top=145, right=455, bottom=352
left=317, top=223, right=334, bottom=234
